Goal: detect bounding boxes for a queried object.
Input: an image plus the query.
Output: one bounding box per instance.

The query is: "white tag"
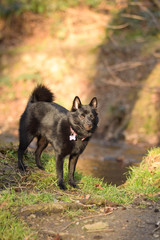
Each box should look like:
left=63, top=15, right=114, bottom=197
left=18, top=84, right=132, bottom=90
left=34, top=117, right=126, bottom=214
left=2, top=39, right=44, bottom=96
left=69, top=135, right=76, bottom=141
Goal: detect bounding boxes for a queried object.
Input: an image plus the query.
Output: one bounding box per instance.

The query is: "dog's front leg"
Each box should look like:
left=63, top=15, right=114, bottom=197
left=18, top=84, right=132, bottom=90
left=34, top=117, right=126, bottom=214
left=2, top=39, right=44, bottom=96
left=55, top=154, right=66, bottom=190
left=68, top=154, right=79, bottom=188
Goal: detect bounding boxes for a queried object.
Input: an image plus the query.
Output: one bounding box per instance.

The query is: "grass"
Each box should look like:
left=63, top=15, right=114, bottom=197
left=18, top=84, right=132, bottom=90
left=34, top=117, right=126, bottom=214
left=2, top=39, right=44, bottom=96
left=0, top=146, right=160, bottom=239
left=0, top=190, right=35, bottom=240
left=124, top=148, right=160, bottom=200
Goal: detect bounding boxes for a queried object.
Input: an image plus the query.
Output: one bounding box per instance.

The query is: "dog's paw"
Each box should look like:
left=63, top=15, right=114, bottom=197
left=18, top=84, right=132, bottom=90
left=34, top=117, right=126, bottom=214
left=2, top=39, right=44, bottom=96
left=58, top=181, right=66, bottom=190
left=18, top=163, right=27, bottom=171
left=37, top=164, right=45, bottom=170
left=68, top=180, right=77, bottom=188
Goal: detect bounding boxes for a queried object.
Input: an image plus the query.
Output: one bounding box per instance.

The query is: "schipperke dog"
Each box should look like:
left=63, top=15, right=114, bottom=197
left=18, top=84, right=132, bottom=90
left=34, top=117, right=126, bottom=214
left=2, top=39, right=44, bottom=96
left=18, top=85, right=98, bottom=189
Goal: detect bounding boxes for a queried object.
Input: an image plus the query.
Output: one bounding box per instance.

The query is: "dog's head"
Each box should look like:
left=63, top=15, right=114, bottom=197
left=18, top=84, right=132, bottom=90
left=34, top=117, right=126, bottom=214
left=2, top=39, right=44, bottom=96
left=68, top=96, right=99, bottom=139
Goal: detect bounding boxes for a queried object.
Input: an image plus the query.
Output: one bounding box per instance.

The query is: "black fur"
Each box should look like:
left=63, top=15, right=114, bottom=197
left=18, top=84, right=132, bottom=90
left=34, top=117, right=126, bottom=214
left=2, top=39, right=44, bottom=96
left=18, top=85, right=99, bottom=189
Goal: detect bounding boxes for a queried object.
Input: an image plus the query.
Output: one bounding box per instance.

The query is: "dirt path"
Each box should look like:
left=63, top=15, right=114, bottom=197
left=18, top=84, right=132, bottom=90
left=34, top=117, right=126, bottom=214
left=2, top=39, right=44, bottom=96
left=20, top=202, right=160, bottom=240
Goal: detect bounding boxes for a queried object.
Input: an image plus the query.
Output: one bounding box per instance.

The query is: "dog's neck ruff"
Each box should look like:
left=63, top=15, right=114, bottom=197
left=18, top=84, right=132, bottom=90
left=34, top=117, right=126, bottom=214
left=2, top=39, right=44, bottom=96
left=69, top=127, right=85, bottom=141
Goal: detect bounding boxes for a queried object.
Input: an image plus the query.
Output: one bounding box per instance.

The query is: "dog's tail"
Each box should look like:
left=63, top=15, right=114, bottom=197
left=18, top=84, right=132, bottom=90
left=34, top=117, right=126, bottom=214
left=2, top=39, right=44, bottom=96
left=29, top=85, right=55, bottom=103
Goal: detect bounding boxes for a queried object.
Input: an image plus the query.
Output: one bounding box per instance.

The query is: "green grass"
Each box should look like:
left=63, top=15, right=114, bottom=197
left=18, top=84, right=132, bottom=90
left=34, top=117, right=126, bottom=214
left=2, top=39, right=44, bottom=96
left=124, top=148, right=160, bottom=200
left=0, top=190, right=35, bottom=240
left=0, top=146, right=160, bottom=239
left=0, top=211, right=33, bottom=240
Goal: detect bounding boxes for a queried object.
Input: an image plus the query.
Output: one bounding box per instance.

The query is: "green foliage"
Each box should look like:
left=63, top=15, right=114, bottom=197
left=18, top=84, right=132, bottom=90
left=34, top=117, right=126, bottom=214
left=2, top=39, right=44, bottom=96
left=15, top=72, right=42, bottom=83
left=0, top=0, right=23, bottom=17
left=0, top=0, right=104, bottom=18
left=0, top=0, right=51, bottom=16
left=0, top=75, right=11, bottom=87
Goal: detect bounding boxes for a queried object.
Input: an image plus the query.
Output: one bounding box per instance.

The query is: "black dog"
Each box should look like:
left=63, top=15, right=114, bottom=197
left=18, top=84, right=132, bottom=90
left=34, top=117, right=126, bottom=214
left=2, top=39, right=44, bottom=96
left=18, top=85, right=98, bottom=189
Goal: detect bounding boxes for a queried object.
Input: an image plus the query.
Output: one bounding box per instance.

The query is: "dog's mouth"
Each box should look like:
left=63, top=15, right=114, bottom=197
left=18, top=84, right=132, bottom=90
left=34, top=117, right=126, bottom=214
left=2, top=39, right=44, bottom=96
left=70, top=123, right=93, bottom=139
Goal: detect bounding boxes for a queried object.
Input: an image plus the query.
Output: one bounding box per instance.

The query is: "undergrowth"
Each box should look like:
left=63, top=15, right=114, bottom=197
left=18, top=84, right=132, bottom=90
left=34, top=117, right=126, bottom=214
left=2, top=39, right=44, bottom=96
left=0, top=146, right=160, bottom=240
left=0, top=0, right=104, bottom=17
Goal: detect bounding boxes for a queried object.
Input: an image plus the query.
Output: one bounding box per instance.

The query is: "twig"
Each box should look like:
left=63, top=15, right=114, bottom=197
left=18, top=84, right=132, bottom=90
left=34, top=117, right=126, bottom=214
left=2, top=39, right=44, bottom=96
left=62, top=212, right=112, bottom=231
left=152, top=225, right=160, bottom=233
left=109, top=61, right=145, bottom=72
left=121, top=13, right=145, bottom=21
left=103, top=60, right=132, bottom=87
left=130, top=2, right=160, bottom=29
left=87, top=228, right=114, bottom=233
left=39, top=230, right=82, bottom=238
left=107, top=23, right=129, bottom=30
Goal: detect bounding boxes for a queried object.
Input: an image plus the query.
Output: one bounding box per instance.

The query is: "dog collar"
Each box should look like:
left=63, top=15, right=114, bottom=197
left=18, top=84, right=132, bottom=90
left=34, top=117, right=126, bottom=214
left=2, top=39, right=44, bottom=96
left=69, top=127, right=85, bottom=141
left=69, top=127, right=77, bottom=141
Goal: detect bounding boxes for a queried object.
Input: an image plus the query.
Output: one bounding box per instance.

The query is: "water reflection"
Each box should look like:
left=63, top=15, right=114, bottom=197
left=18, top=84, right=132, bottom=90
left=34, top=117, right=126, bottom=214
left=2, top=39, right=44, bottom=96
left=77, top=140, right=147, bottom=186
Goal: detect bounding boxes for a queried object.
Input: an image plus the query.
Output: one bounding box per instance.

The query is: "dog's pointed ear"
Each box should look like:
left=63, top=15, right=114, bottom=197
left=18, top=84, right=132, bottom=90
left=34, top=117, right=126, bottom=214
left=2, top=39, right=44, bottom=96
left=89, top=97, right=98, bottom=109
left=72, top=96, right=82, bottom=111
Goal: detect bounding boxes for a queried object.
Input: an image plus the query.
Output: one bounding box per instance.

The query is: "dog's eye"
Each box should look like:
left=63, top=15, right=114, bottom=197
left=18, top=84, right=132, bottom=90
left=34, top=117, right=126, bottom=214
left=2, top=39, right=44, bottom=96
left=80, top=114, right=85, bottom=120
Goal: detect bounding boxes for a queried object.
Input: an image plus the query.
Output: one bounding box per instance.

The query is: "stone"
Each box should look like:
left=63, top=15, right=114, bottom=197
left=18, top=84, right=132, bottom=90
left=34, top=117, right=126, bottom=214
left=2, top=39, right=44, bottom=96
left=83, top=221, right=109, bottom=231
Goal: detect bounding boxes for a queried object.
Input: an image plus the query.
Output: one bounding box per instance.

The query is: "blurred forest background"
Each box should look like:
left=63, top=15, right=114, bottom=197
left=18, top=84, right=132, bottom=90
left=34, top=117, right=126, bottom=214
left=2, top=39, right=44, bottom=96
left=0, top=0, right=160, bottom=146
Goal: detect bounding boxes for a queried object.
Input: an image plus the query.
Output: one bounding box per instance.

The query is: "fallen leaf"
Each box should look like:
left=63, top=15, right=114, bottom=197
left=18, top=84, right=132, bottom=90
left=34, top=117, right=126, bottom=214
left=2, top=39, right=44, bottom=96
left=54, top=233, right=62, bottom=240
left=95, top=184, right=104, bottom=190
left=85, top=194, right=91, bottom=199
left=104, top=206, right=114, bottom=214
left=122, top=207, right=127, bottom=210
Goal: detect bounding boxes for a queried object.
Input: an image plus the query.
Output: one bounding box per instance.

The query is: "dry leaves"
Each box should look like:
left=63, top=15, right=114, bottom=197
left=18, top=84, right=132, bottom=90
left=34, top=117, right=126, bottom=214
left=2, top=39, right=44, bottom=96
left=54, top=233, right=62, bottom=240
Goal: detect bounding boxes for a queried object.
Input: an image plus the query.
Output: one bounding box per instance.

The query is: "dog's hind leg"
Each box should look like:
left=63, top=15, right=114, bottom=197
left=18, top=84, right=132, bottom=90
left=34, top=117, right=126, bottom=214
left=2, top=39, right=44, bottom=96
left=35, top=136, right=48, bottom=170
left=18, top=133, right=34, bottom=171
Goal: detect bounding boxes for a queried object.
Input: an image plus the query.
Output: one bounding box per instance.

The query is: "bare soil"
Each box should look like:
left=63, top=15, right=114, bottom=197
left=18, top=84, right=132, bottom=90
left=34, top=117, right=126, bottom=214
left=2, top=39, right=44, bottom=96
left=20, top=202, right=160, bottom=240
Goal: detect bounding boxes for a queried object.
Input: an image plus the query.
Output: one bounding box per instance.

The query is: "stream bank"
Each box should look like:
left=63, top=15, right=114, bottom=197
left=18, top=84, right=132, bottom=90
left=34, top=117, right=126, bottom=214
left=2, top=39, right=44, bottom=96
left=78, top=140, right=147, bottom=186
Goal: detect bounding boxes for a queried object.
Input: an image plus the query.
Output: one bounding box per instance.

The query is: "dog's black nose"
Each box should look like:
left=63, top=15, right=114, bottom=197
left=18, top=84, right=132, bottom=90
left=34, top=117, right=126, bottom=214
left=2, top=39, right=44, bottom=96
left=84, top=123, right=92, bottom=131
left=88, top=124, right=92, bottom=128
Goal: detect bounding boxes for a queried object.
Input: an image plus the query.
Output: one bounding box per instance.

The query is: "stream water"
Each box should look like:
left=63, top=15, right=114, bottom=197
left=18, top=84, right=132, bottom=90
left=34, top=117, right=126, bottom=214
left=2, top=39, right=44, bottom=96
left=77, top=140, right=148, bottom=186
